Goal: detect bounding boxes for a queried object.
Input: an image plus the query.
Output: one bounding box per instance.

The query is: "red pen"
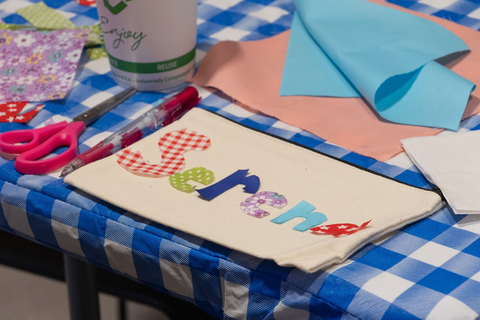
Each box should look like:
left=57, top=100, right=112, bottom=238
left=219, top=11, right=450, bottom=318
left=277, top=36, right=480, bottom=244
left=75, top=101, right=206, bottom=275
left=60, top=86, right=200, bottom=177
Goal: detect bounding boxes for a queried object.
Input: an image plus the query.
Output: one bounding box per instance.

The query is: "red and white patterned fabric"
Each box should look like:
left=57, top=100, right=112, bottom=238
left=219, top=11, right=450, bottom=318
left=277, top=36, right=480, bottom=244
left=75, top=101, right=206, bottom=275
left=0, top=102, right=44, bottom=123
left=13, top=104, right=45, bottom=123
left=116, top=128, right=211, bottom=177
left=0, top=102, right=27, bottom=122
left=310, top=220, right=371, bottom=237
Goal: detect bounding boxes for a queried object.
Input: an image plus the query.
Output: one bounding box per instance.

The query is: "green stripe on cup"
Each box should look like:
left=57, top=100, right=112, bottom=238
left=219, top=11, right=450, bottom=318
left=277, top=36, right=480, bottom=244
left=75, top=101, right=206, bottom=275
left=108, top=48, right=196, bottom=74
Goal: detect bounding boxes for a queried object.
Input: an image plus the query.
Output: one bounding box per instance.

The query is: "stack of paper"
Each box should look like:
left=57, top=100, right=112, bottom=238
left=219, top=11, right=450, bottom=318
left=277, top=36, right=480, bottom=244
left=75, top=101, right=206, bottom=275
left=403, top=131, right=480, bottom=215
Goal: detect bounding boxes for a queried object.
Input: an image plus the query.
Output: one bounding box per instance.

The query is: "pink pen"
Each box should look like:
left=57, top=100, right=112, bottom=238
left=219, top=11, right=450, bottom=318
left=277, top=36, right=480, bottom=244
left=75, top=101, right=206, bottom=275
left=60, top=86, right=200, bottom=177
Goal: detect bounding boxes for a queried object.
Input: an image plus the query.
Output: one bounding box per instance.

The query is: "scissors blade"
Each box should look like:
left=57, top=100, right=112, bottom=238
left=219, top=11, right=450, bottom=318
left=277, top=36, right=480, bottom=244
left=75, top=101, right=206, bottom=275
left=73, top=87, right=137, bottom=126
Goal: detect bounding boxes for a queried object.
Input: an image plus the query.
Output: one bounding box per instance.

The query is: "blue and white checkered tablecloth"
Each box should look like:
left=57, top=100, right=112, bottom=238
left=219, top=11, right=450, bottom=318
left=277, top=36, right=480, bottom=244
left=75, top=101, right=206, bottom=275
left=1, top=0, right=480, bottom=319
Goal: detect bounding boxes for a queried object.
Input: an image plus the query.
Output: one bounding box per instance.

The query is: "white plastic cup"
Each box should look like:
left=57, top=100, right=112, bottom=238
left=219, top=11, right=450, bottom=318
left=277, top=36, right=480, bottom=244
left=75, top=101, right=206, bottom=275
left=96, top=0, right=198, bottom=91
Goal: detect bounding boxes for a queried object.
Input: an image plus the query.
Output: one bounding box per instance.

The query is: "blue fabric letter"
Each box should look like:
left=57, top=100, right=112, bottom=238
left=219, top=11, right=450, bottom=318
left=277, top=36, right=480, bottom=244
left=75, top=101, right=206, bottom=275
left=270, top=201, right=327, bottom=232
left=197, top=169, right=260, bottom=200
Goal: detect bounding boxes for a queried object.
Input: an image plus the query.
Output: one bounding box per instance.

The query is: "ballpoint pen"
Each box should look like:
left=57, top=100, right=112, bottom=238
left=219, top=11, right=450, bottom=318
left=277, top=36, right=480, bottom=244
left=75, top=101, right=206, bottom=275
left=60, top=86, right=200, bottom=177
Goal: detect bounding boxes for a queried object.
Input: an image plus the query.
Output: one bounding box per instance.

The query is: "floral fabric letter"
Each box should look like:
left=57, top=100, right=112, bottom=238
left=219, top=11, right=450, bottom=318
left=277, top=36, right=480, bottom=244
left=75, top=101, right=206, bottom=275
left=240, top=191, right=287, bottom=218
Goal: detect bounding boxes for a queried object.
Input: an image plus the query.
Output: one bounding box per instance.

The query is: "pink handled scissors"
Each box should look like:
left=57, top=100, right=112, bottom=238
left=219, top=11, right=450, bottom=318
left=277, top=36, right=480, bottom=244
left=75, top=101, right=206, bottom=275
left=0, top=88, right=136, bottom=175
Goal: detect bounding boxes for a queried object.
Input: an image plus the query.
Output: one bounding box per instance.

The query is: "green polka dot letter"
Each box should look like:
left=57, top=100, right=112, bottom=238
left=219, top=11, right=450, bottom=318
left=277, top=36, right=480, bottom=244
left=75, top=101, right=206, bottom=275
left=170, top=167, right=215, bottom=192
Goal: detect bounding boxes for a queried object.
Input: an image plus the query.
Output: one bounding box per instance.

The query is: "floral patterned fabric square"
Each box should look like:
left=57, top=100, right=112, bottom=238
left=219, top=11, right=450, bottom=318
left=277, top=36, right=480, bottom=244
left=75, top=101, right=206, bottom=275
left=0, top=29, right=89, bottom=103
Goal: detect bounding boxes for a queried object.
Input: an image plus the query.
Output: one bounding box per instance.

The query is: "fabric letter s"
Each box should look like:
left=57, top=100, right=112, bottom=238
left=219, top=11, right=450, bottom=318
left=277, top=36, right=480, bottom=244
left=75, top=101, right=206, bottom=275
left=197, top=169, right=260, bottom=200
left=270, top=201, right=327, bottom=232
left=116, top=128, right=211, bottom=177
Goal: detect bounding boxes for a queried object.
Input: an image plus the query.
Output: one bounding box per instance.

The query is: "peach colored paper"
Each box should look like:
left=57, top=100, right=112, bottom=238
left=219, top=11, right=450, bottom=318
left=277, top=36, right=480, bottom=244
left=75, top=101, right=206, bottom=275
left=192, top=0, right=480, bottom=161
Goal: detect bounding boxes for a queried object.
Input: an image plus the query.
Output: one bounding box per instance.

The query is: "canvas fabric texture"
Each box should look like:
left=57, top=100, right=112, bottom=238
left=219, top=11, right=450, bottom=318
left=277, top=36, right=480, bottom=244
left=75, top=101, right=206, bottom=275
left=65, top=108, right=443, bottom=273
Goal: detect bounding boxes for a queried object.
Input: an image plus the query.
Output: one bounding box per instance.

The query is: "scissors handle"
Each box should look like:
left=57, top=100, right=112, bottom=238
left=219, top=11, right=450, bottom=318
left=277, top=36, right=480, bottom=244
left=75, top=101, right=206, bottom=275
left=15, top=122, right=86, bottom=175
left=0, top=121, right=68, bottom=154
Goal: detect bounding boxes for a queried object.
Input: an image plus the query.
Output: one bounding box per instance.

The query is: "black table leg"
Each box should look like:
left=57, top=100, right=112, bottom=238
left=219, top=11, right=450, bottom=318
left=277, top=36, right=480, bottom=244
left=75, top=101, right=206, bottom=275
left=64, top=254, right=101, bottom=320
left=119, top=298, right=127, bottom=320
